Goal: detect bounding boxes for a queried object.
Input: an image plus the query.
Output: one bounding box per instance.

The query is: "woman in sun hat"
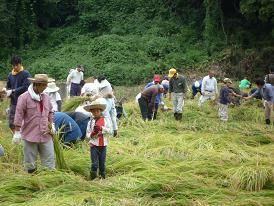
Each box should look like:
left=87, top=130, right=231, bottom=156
left=13, top=74, right=55, bottom=173
left=44, top=82, right=62, bottom=112
left=84, top=100, right=112, bottom=180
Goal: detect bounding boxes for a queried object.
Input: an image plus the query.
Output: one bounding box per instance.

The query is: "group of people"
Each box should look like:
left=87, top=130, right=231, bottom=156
left=1, top=55, right=119, bottom=180
left=138, top=67, right=274, bottom=124
left=1, top=54, right=274, bottom=179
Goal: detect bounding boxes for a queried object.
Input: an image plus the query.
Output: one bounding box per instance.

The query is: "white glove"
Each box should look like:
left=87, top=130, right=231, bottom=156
left=12, top=131, right=22, bottom=145
left=51, top=123, right=56, bottom=134
left=2, top=88, right=6, bottom=92
left=6, top=90, right=13, bottom=97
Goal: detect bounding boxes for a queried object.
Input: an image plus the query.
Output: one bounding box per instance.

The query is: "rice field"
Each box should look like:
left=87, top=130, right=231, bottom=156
left=0, top=87, right=273, bottom=206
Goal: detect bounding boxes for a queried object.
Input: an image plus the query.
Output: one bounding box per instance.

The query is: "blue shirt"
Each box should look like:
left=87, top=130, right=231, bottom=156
left=219, top=86, right=232, bottom=105
left=145, top=82, right=161, bottom=104
left=252, top=84, right=274, bottom=102
left=6, top=70, right=31, bottom=105
left=192, top=80, right=202, bottom=96
left=54, top=112, right=82, bottom=143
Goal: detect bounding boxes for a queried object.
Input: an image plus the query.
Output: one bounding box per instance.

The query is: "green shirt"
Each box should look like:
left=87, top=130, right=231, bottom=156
left=169, top=75, right=187, bottom=93
left=239, top=79, right=251, bottom=89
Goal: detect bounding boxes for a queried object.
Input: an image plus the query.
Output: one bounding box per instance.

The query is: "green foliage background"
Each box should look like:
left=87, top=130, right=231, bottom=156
left=0, top=0, right=273, bottom=84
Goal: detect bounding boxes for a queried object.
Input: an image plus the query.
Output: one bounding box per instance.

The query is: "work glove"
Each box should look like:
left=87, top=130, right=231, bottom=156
left=2, top=88, right=6, bottom=92
left=6, top=90, right=13, bottom=97
left=12, top=131, right=22, bottom=145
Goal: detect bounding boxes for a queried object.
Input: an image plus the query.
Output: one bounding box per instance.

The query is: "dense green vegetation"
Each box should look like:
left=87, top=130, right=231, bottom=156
left=0, top=87, right=273, bottom=205
left=0, top=0, right=273, bottom=84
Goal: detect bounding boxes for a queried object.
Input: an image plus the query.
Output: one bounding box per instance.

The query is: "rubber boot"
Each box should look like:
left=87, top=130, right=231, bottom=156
left=28, top=168, right=36, bottom=174
left=90, top=171, right=97, bottom=180
left=265, top=119, right=270, bottom=125
left=174, top=113, right=178, bottom=120
left=177, top=113, right=182, bottom=121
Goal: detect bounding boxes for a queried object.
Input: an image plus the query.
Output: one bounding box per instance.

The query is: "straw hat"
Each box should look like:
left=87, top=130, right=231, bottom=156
left=168, top=68, right=177, bottom=78
left=83, top=100, right=106, bottom=112
left=223, top=78, right=232, bottom=84
left=44, top=82, right=60, bottom=93
left=28, top=74, right=55, bottom=83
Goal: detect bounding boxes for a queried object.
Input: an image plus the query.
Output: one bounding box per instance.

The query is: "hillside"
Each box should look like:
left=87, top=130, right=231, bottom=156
left=0, top=88, right=273, bottom=205
left=0, top=0, right=274, bottom=84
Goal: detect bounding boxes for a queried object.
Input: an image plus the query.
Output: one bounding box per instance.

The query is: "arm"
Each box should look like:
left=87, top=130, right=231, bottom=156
left=57, top=100, right=62, bottom=112
left=201, top=77, right=206, bottom=94
left=214, top=78, right=218, bottom=95
left=14, top=72, right=31, bottom=96
left=66, top=72, right=73, bottom=85
left=14, top=95, right=26, bottom=131
left=102, top=117, right=112, bottom=135
left=109, top=99, right=118, bottom=130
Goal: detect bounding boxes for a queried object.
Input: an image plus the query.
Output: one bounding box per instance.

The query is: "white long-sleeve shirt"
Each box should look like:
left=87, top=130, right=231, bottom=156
left=201, top=75, right=218, bottom=94
left=66, top=69, right=84, bottom=84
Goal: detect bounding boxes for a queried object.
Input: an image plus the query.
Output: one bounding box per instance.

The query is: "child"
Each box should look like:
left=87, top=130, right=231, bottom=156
left=219, top=78, right=240, bottom=121
left=44, top=82, right=62, bottom=112
left=84, top=100, right=112, bottom=180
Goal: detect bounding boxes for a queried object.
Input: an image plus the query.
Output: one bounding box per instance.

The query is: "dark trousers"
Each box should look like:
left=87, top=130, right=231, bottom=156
left=148, top=103, right=159, bottom=120
left=90, top=146, right=107, bottom=177
left=70, top=83, right=81, bottom=96
left=138, top=96, right=153, bottom=120
left=8, top=104, right=16, bottom=129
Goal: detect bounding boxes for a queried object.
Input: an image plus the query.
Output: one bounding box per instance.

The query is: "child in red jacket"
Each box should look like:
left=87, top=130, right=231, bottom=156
left=84, top=100, right=112, bottom=180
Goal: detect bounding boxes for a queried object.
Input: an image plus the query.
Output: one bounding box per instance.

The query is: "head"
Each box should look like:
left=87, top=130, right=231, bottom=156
left=90, top=108, right=102, bottom=119
left=255, top=78, right=265, bottom=88
left=33, top=82, right=48, bottom=94
left=168, top=68, right=177, bottom=79
left=223, top=78, right=232, bottom=86
left=29, top=74, right=54, bottom=94
left=76, top=65, right=82, bottom=72
left=11, top=55, right=22, bottom=72
left=153, top=74, right=161, bottom=84
left=97, top=75, right=106, bottom=83
left=158, top=85, right=165, bottom=94
left=208, top=70, right=215, bottom=78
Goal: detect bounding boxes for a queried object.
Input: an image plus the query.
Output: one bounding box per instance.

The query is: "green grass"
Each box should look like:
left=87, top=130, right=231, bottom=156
left=0, top=87, right=273, bottom=206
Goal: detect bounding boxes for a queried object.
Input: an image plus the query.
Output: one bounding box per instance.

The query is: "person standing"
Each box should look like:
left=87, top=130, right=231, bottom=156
left=13, top=74, right=55, bottom=173
left=199, top=70, right=218, bottom=107
left=84, top=100, right=112, bottom=180
left=3, top=55, right=31, bottom=132
left=139, top=84, right=165, bottom=121
left=244, top=78, right=274, bottom=125
left=66, top=65, right=84, bottom=97
left=168, top=68, right=187, bottom=120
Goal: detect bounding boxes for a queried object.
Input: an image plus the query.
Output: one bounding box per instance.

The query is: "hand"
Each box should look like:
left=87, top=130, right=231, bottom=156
left=113, top=130, right=118, bottom=137
left=94, top=125, right=102, bottom=133
left=6, top=90, right=13, bottom=97
left=12, top=131, right=22, bottom=145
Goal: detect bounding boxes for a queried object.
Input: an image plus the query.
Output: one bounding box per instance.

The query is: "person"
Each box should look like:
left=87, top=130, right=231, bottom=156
left=13, top=74, right=55, bottom=173
left=138, top=84, right=165, bottom=121
left=81, top=77, right=98, bottom=96
left=168, top=68, right=187, bottom=120
left=66, top=65, right=84, bottom=97
left=44, top=82, right=62, bottom=112
left=144, top=74, right=161, bottom=119
left=0, top=144, right=4, bottom=157
left=265, top=65, right=274, bottom=86
left=191, top=79, right=202, bottom=99
left=84, top=100, right=112, bottom=180
left=199, top=70, right=218, bottom=107
left=244, top=78, right=274, bottom=125
left=94, top=75, right=112, bottom=96
left=219, top=78, right=240, bottom=121
left=53, top=112, right=82, bottom=144
left=239, top=77, right=251, bottom=90
left=65, top=112, right=90, bottom=140
left=3, top=55, right=31, bottom=132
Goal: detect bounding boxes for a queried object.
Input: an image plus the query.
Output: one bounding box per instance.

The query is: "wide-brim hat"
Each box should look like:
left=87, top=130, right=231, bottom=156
left=83, top=100, right=106, bottom=112
left=28, top=74, right=55, bottom=84
left=223, top=78, right=232, bottom=84
left=168, top=68, right=177, bottom=78
left=44, top=82, right=60, bottom=93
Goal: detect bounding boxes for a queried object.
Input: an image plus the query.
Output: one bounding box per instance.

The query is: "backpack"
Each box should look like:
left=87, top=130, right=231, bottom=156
left=265, top=73, right=274, bottom=86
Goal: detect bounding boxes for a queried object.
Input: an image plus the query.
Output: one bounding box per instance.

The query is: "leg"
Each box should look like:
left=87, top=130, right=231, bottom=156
left=90, top=147, right=99, bottom=179
left=98, top=147, right=107, bottom=178
left=172, top=93, right=178, bottom=113
left=23, top=140, right=38, bottom=173
left=153, top=104, right=159, bottom=120
left=264, top=101, right=271, bottom=124
left=176, top=93, right=184, bottom=120
left=138, top=97, right=148, bottom=120
left=8, top=104, right=16, bottom=132
left=39, top=139, right=55, bottom=170
left=219, top=104, right=228, bottom=121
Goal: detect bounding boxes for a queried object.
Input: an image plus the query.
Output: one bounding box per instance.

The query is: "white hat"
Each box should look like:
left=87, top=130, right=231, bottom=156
left=44, top=82, right=60, bottom=93
left=83, top=100, right=106, bottom=112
